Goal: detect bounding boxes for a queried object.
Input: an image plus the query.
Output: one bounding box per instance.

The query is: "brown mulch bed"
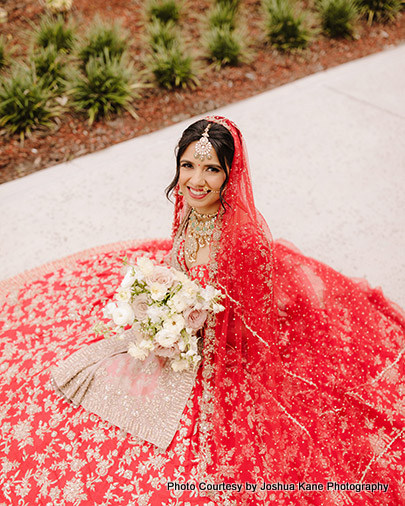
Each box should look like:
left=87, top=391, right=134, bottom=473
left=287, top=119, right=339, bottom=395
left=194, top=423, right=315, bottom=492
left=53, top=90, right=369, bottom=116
left=1, top=0, right=404, bottom=184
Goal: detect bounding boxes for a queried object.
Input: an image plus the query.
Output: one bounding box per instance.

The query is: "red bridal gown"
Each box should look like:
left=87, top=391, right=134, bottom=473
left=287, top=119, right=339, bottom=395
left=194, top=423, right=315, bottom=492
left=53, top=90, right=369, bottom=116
left=0, top=237, right=404, bottom=505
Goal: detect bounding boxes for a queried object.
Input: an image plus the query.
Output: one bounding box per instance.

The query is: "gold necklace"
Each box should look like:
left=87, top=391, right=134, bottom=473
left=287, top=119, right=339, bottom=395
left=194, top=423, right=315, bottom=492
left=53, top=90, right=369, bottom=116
left=184, top=208, right=218, bottom=264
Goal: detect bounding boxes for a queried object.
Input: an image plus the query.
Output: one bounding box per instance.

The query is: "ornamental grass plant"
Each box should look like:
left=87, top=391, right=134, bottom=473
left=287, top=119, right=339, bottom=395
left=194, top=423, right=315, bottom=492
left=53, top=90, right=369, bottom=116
left=70, top=51, right=141, bottom=125
left=263, top=0, right=312, bottom=51
left=146, top=19, right=179, bottom=52
left=34, top=14, right=76, bottom=53
left=146, top=44, right=200, bottom=89
left=319, top=0, right=358, bottom=38
left=145, top=0, right=182, bottom=24
left=78, top=19, right=129, bottom=67
left=203, top=26, right=248, bottom=67
left=0, top=66, right=61, bottom=141
left=208, top=2, right=239, bottom=30
left=356, top=0, right=402, bottom=22
left=32, top=44, right=68, bottom=92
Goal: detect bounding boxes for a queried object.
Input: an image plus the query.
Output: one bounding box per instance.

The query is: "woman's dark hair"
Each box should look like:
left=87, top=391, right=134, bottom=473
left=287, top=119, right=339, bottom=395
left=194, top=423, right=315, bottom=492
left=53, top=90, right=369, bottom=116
left=165, top=119, right=235, bottom=211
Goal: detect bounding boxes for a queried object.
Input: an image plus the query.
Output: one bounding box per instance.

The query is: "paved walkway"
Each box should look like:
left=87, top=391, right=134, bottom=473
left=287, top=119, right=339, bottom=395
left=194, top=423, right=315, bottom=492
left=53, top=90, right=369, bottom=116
left=1, top=44, right=404, bottom=307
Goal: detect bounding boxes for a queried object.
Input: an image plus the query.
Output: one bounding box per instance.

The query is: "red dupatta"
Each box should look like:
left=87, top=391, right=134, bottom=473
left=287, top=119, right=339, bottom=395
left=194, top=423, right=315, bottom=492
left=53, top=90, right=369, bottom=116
left=169, top=116, right=405, bottom=505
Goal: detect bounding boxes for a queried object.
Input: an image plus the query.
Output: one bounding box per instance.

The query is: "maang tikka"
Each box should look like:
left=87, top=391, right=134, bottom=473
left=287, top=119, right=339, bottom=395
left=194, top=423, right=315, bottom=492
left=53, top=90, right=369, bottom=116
left=194, top=124, right=212, bottom=162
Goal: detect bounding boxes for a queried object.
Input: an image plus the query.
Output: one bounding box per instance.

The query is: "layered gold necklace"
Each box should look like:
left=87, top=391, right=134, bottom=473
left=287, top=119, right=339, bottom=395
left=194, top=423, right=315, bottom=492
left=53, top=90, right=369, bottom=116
left=184, top=208, right=218, bottom=264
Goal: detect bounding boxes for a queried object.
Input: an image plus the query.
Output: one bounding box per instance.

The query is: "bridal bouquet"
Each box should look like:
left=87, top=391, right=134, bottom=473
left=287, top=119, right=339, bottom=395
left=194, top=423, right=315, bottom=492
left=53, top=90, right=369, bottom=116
left=95, top=256, right=225, bottom=372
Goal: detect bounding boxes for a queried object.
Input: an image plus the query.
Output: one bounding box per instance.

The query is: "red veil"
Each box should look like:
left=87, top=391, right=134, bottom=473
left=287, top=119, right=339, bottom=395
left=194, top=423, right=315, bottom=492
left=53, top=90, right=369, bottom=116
left=170, top=116, right=405, bottom=504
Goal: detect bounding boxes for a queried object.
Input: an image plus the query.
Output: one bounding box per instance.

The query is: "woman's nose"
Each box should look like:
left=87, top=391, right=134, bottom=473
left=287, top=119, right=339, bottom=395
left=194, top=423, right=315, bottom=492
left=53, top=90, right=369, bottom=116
left=189, top=169, right=205, bottom=187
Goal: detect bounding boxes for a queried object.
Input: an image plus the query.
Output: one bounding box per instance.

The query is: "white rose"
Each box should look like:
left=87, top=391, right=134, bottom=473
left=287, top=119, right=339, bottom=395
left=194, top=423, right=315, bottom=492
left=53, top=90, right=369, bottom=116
left=128, top=342, right=148, bottom=361
left=111, top=302, right=135, bottom=326
left=156, top=328, right=178, bottom=348
left=116, top=288, right=131, bottom=303
left=163, top=313, right=185, bottom=334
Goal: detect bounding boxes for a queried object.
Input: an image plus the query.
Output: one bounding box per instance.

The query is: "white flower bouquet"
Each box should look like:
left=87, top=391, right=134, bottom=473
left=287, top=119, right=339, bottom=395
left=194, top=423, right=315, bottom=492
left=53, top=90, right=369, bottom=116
left=96, top=256, right=225, bottom=372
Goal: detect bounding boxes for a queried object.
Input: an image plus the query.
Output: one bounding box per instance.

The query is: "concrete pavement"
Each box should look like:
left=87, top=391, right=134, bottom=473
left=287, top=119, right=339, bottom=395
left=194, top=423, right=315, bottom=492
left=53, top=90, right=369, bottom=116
left=1, top=44, right=404, bottom=307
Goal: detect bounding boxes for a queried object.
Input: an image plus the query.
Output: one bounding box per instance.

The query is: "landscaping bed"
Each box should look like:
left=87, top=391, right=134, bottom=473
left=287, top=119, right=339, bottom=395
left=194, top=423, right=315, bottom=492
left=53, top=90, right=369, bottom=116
left=0, top=0, right=404, bottom=184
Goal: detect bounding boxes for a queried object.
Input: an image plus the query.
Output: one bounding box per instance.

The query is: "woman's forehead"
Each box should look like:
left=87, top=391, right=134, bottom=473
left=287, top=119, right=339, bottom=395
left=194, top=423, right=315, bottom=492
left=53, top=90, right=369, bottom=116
left=181, top=141, right=220, bottom=165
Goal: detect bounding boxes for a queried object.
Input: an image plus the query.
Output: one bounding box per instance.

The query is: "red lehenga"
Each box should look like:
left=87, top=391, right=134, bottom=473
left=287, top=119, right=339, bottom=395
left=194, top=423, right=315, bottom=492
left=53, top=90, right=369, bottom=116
left=1, top=116, right=405, bottom=506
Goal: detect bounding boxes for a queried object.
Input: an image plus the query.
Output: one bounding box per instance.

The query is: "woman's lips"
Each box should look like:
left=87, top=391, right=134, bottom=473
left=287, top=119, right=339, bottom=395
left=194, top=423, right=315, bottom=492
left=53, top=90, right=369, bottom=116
left=187, top=187, right=210, bottom=199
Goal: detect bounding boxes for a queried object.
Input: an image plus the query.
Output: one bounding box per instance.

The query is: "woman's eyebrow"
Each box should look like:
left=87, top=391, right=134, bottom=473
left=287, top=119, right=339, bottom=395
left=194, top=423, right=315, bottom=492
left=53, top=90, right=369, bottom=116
left=180, top=158, right=222, bottom=169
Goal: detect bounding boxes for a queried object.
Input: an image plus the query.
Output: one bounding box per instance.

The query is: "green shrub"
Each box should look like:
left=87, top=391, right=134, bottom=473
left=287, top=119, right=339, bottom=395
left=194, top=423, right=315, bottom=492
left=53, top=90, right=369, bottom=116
left=32, top=44, right=67, bottom=91
left=356, top=0, right=402, bottom=22
left=208, top=2, right=238, bottom=30
left=146, top=19, right=179, bottom=52
left=78, top=19, right=128, bottom=67
left=70, top=51, right=141, bottom=125
left=319, top=0, right=358, bottom=38
left=0, top=66, right=60, bottom=140
left=204, top=26, right=247, bottom=67
left=263, top=0, right=312, bottom=51
left=147, top=44, right=199, bottom=89
left=34, top=14, right=76, bottom=53
left=145, top=0, right=182, bottom=24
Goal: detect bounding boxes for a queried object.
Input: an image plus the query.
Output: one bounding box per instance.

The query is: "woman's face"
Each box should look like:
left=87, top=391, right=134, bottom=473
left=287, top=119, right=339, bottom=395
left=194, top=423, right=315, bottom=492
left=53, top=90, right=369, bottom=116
left=178, top=141, right=227, bottom=215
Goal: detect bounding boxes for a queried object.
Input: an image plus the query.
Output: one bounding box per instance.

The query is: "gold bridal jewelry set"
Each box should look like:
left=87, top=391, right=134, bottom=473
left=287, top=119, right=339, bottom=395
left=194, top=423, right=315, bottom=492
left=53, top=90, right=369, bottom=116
left=181, top=124, right=220, bottom=264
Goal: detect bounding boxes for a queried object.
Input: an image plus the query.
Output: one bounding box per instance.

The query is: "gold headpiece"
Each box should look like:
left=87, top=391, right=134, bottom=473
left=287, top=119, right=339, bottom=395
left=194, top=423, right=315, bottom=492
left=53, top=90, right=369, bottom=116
left=194, top=124, right=212, bottom=162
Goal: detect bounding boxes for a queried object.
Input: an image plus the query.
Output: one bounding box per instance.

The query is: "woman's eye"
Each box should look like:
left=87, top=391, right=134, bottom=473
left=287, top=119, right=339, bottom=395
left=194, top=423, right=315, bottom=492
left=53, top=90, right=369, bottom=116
left=180, top=162, right=192, bottom=168
left=207, top=167, right=220, bottom=173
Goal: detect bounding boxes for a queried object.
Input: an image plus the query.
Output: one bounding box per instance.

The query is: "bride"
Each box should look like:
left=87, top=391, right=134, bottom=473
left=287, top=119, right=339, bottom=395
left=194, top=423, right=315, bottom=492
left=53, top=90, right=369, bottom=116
left=1, top=116, right=404, bottom=506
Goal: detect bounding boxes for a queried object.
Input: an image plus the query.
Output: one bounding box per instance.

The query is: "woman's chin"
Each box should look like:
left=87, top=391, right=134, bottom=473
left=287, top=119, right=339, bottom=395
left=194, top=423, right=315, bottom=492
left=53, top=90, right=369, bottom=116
left=183, top=191, right=220, bottom=214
